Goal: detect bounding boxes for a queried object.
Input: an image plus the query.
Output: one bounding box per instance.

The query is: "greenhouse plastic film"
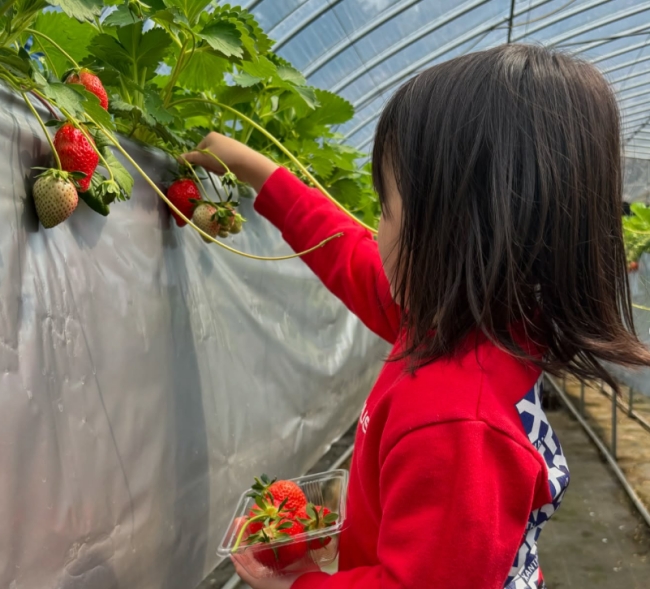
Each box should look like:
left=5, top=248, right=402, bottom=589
left=0, top=88, right=387, bottom=589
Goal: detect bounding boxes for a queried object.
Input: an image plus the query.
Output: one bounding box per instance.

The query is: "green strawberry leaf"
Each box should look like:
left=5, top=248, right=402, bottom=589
left=46, top=0, right=103, bottom=22
left=31, top=12, right=97, bottom=78
left=102, top=5, right=140, bottom=27
left=162, top=0, right=211, bottom=26
left=276, top=64, right=306, bottom=87
left=199, top=20, right=243, bottom=58
left=323, top=513, right=338, bottom=524
left=239, top=56, right=276, bottom=83
left=144, top=89, right=174, bottom=124
left=176, top=50, right=229, bottom=92
left=306, top=90, right=355, bottom=127
left=89, top=23, right=172, bottom=82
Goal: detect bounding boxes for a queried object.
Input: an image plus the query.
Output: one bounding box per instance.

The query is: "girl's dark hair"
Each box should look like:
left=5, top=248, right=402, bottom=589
left=373, top=43, right=650, bottom=388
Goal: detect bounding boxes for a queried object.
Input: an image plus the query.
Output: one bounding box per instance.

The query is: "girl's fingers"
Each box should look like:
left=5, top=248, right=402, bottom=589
left=179, top=151, right=223, bottom=174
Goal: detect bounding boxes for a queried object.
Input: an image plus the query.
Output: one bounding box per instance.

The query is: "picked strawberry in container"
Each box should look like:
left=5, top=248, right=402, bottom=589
left=218, top=470, right=348, bottom=578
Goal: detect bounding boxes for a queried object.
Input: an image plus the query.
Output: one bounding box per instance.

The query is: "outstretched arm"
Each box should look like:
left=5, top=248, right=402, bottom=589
left=183, top=134, right=400, bottom=343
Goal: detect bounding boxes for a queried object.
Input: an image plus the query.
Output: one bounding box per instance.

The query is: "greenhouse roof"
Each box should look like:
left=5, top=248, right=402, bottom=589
left=246, top=0, right=650, bottom=160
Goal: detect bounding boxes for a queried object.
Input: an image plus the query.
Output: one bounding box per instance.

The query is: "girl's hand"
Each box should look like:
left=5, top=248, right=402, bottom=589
left=232, top=558, right=300, bottom=589
left=181, top=132, right=278, bottom=193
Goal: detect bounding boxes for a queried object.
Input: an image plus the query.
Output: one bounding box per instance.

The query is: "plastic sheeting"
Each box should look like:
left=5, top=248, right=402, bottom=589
left=0, top=88, right=387, bottom=589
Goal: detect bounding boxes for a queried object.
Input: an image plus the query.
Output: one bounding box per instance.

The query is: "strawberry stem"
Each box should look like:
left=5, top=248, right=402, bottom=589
left=169, top=97, right=378, bottom=235
left=176, top=155, right=221, bottom=207
left=26, top=29, right=80, bottom=69
left=232, top=514, right=267, bottom=552
left=21, top=92, right=62, bottom=171
left=83, top=113, right=344, bottom=261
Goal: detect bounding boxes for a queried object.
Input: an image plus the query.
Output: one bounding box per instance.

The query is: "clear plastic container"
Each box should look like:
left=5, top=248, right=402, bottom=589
left=218, top=469, right=349, bottom=578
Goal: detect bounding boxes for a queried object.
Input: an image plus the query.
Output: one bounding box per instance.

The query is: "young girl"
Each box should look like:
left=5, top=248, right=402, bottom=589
left=183, top=44, right=650, bottom=589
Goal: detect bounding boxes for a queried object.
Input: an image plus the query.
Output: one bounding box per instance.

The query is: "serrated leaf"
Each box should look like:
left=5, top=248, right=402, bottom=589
left=200, top=20, right=243, bottom=58
left=102, top=5, right=140, bottom=27
left=290, top=85, right=318, bottom=110
left=46, top=0, right=103, bottom=22
left=144, top=89, right=174, bottom=124
left=307, top=90, right=355, bottom=127
left=89, top=23, right=171, bottom=82
left=276, top=65, right=306, bottom=86
left=75, top=85, right=113, bottom=128
left=176, top=50, right=229, bottom=92
left=231, top=71, right=262, bottom=88
left=240, top=56, right=276, bottom=82
left=31, top=12, right=97, bottom=78
left=309, top=155, right=335, bottom=180
left=162, top=0, right=211, bottom=26
left=41, top=81, right=86, bottom=117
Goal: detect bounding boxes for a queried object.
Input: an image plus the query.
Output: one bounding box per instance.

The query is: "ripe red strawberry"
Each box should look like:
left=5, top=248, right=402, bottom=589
left=192, top=203, right=219, bottom=242
left=267, top=480, right=307, bottom=512
left=296, top=504, right=338, bottom=549
left=66, top=69, right=109, bottom=110
left=54, top=123, right=99, bottom=192
left=32, top=169, right=79, bottom=228
left=251, top=518, right=307, bottom=570
left=167, top=179, right=201, bottom=227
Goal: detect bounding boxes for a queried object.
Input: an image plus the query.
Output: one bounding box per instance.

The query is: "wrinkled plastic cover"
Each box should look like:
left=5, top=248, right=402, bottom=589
left=0, top=88, right=387, bottom=589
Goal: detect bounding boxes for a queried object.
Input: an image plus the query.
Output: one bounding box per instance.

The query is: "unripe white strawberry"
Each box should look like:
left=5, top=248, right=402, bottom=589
left=32, top=169, right=79, bottom=228
left=192, top=203, right=219, bottom=243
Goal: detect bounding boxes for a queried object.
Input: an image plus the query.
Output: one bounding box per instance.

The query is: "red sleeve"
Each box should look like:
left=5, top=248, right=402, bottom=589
left=254, top=168, right=400, bottom=344
left=292, top=422, right=541, bottom=589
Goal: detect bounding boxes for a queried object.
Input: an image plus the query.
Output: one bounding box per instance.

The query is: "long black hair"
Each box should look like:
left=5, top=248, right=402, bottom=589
left=372, top=43, right=650, bottom=387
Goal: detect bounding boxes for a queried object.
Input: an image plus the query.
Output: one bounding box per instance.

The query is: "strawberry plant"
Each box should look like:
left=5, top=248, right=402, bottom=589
left=623, top=203, right=650, bottom=265
left=0, top=0, right=378, bottom=258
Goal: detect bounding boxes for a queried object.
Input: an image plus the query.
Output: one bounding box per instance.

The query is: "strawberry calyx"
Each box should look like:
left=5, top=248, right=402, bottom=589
left=33, top=167, right=82, bottom=184
left=247, top=517, right=303, bottom=547
left=296, top=503, right=338, bottom=531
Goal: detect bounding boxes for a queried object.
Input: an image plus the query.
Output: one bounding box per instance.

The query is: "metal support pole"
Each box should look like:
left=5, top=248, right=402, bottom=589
left=629, top=387, right=634, bottom=417
left=611, top=384, right=618, bottom=460
left=580, top=380, right=585, bottom=416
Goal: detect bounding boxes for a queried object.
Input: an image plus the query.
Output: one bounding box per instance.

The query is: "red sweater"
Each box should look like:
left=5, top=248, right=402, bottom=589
left=254, top=168, right=570, bottom=589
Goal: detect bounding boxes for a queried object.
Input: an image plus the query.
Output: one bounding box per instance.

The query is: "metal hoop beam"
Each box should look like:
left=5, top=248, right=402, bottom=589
left=544, top=1, right=650, bottom=48
left=330, top=0, right=502, bottom=95
left=611, top=68, right=650, bottom=86
left=273, top=0, right=346, bottom=51
left=512, top=0, right=617, bottom=43
left=591, top=36, right=650, bottom=64
left=602, top=52, right=650, bottom=75
left=303, top=0, right=424, bottom=77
